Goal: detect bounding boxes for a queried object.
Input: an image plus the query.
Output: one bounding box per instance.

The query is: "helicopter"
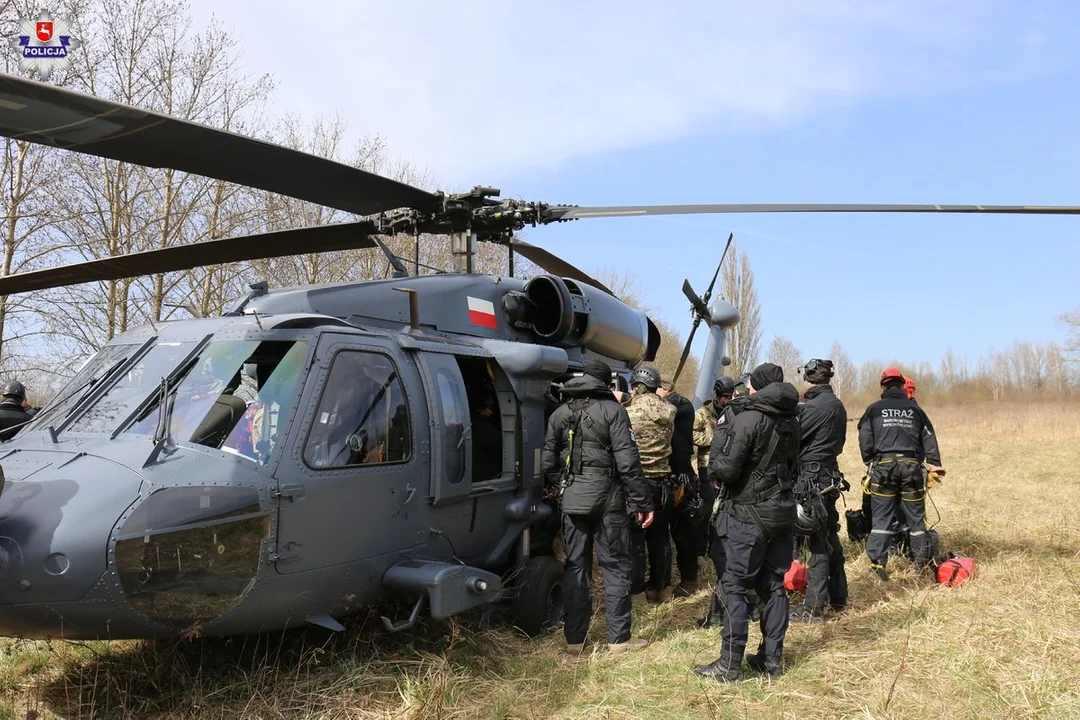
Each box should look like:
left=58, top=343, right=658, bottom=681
left=0, top=72, right=1077, bottom=642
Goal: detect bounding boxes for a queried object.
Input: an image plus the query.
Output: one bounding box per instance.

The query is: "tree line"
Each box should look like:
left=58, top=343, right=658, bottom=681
left=0, top=0, right=516, bottom=405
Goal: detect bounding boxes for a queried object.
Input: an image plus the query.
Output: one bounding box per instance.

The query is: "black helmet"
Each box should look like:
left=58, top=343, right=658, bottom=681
left=794, top=501, right=823, bottom=536
left=2, top=381, right=25, bottom=402
left=801, top=358, right=835, bottom=385
left=631, top=366, right=661, bottom=390
left=713, top=376, right=736, bottom=398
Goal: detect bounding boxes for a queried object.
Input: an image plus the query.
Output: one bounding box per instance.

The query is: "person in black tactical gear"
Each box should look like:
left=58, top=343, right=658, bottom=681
left=542, top=359, right=655, bottom=654
left=657, top=381, right=701, bottom=597
left=0, top=381, right=32, bottom=441
left=858, top=368, right=943, bottom=580
left=790, top=359, right=849, bottom=623
left=695, top=363, right=800, bottom=682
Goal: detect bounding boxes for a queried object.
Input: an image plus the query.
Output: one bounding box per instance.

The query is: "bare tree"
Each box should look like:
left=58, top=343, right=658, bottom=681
left=766, top=335, right=802, bottom=387
left=938, top=348, right=967, bottom=389
left=828, top=341, right=857, bottom=399
left=720, top=241, right=761, bottom=378
left=1061, top=309, right=1079, bottom=357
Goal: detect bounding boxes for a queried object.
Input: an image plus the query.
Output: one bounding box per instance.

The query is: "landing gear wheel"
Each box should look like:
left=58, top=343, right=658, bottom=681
left=510, top=555, right=564, bottom=637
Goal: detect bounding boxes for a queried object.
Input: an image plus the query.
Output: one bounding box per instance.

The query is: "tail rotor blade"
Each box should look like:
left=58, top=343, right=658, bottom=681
left=702, top=233, right=733, bottom=303
left=682, top=279, right=711, bottom=322
left=671, top=319, right=700, bottom=388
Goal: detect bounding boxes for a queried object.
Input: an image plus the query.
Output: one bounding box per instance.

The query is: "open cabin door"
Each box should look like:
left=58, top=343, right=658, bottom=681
left=415, top=352, right=473, bottom=506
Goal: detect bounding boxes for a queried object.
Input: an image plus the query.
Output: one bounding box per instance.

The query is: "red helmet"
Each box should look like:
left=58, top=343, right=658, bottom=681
left=880, top=367, right=904, bottom=385
left=903, top=376, right=916, bottom=399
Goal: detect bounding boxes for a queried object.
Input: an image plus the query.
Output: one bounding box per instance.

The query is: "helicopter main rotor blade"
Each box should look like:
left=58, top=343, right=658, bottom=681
left=0, top=221, right=379, bottom=296
left=544, top=203, right=1080, bottom=220
left=0, top=73, right=439, bottom=216
left=506, top=239, right=615, bottom=295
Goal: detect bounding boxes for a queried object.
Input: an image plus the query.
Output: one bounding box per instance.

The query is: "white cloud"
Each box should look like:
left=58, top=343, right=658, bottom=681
left=192, top=0, right=1057, bottom=184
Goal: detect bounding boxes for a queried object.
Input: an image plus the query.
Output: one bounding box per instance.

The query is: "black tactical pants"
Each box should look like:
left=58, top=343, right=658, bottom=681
left=800, top=481, right=847, bottom=612
left=694, top=477, right=717, bottom=557
left=670, top=514, right=699, bottom=584
left=644, top=508, right=673, bottom=590
left=717, top=512, right=792, bottom=665
left=866, top=458, right=928, bottom=570
left=562, top=511, right=633, bottom=644
left=707, top=517, right=727, bottom=617
left=630, top=518, right=674, bottom=592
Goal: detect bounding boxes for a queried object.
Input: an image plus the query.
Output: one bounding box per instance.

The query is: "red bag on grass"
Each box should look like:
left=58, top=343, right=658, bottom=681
left=936, top=556, right=976, bottom=588
left=784, top=560, right=807, bottom=593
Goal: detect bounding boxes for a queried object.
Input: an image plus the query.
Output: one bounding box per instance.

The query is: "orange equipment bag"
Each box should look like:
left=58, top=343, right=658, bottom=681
left=936, top=556, right=976, bottom=588
left=784, top=560, right=808, bottom=593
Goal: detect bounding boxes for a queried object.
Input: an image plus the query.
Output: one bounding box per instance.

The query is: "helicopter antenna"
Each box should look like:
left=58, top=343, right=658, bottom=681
left=250, top=309, right=264, bottom=330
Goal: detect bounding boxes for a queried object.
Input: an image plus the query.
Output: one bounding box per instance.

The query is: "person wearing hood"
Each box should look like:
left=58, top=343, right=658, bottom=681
left=542, top=359, right=655, bottom=654
left=858, top=368, right=943, bottom=580
left=695, top=363, right=800, bottom=682
left=790, top=359, right=849, bottom=623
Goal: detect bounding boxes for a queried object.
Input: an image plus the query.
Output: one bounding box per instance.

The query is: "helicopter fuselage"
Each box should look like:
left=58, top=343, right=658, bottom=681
left=0, top=273, right=664, bottom=640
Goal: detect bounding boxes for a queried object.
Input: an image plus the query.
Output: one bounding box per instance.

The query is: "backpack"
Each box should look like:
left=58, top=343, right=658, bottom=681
left=845, top=509, right=869, bottom=542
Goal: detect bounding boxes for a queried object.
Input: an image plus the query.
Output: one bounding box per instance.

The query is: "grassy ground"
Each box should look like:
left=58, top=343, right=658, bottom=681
left=2, top=401, right=1078, bottom=719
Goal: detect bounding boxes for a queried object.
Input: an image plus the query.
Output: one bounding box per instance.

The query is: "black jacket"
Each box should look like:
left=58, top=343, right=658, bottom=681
left=798, top=384, right=847, bottom=463
left=0, top=401, right=31, bottom=441
left=857, top=387, right=942, bottom=465
left=709, top=382, right=801, bottom=533
left=666, top=391, right=695, bottom=477
left=542, top=375, right=651, bottom=515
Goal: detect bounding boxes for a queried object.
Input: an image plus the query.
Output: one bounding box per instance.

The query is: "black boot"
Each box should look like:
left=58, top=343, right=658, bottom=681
left=696, top=594, right=724, bottom=629
left=745, top=653, right=783, bottom=679
left=693, top=657, right=742, bottom=683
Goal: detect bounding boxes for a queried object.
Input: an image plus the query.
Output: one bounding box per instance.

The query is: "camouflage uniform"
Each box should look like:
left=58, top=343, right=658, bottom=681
left=693, top=402, right=718, bottom=480
left=626, top=390, right=675, bottom=594
left=625, top=391, right=675, bottom=478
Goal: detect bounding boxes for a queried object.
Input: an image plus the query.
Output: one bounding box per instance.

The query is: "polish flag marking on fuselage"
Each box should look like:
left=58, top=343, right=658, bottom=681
left=467, top=296, right=497, bottom=328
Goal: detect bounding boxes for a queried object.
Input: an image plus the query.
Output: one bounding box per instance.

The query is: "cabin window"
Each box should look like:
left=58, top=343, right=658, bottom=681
left=303, top=351, right=411, bottom=469
left=435, top=369, right=467, bottom=484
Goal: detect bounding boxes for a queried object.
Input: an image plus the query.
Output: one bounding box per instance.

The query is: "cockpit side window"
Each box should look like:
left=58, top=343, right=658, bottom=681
left=303, top=350, right=411, bottom=470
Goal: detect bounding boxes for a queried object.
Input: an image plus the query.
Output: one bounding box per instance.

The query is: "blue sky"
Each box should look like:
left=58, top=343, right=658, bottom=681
left=190, top=0, right=1080, bottom=367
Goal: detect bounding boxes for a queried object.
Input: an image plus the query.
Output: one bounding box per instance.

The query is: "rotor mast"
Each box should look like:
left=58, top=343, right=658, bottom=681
left=450, top=230, right=478, bottom=274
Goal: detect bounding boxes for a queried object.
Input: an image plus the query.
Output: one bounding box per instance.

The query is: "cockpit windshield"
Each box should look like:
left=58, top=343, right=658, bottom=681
left=125, top=339, right=309, bottom=463
left=68, top=341, right=197, bottom=435
left=25, top=342, right=146, bottom=433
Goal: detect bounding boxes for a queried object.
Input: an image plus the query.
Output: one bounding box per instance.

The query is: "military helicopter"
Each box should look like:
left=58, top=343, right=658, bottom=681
left=0, top=73, right=1077, bottom=642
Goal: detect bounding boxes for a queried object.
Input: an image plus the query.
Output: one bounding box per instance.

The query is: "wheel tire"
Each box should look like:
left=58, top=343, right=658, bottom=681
left=510, top=555, right=564, bottom=638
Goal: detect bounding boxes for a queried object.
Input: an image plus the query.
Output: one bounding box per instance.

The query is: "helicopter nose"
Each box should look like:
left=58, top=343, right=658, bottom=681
left=0, top=451, right=144, bottom=614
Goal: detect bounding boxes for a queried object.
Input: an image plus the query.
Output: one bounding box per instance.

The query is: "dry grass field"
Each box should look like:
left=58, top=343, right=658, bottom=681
left=1, top=400, right=1078, bottom=719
